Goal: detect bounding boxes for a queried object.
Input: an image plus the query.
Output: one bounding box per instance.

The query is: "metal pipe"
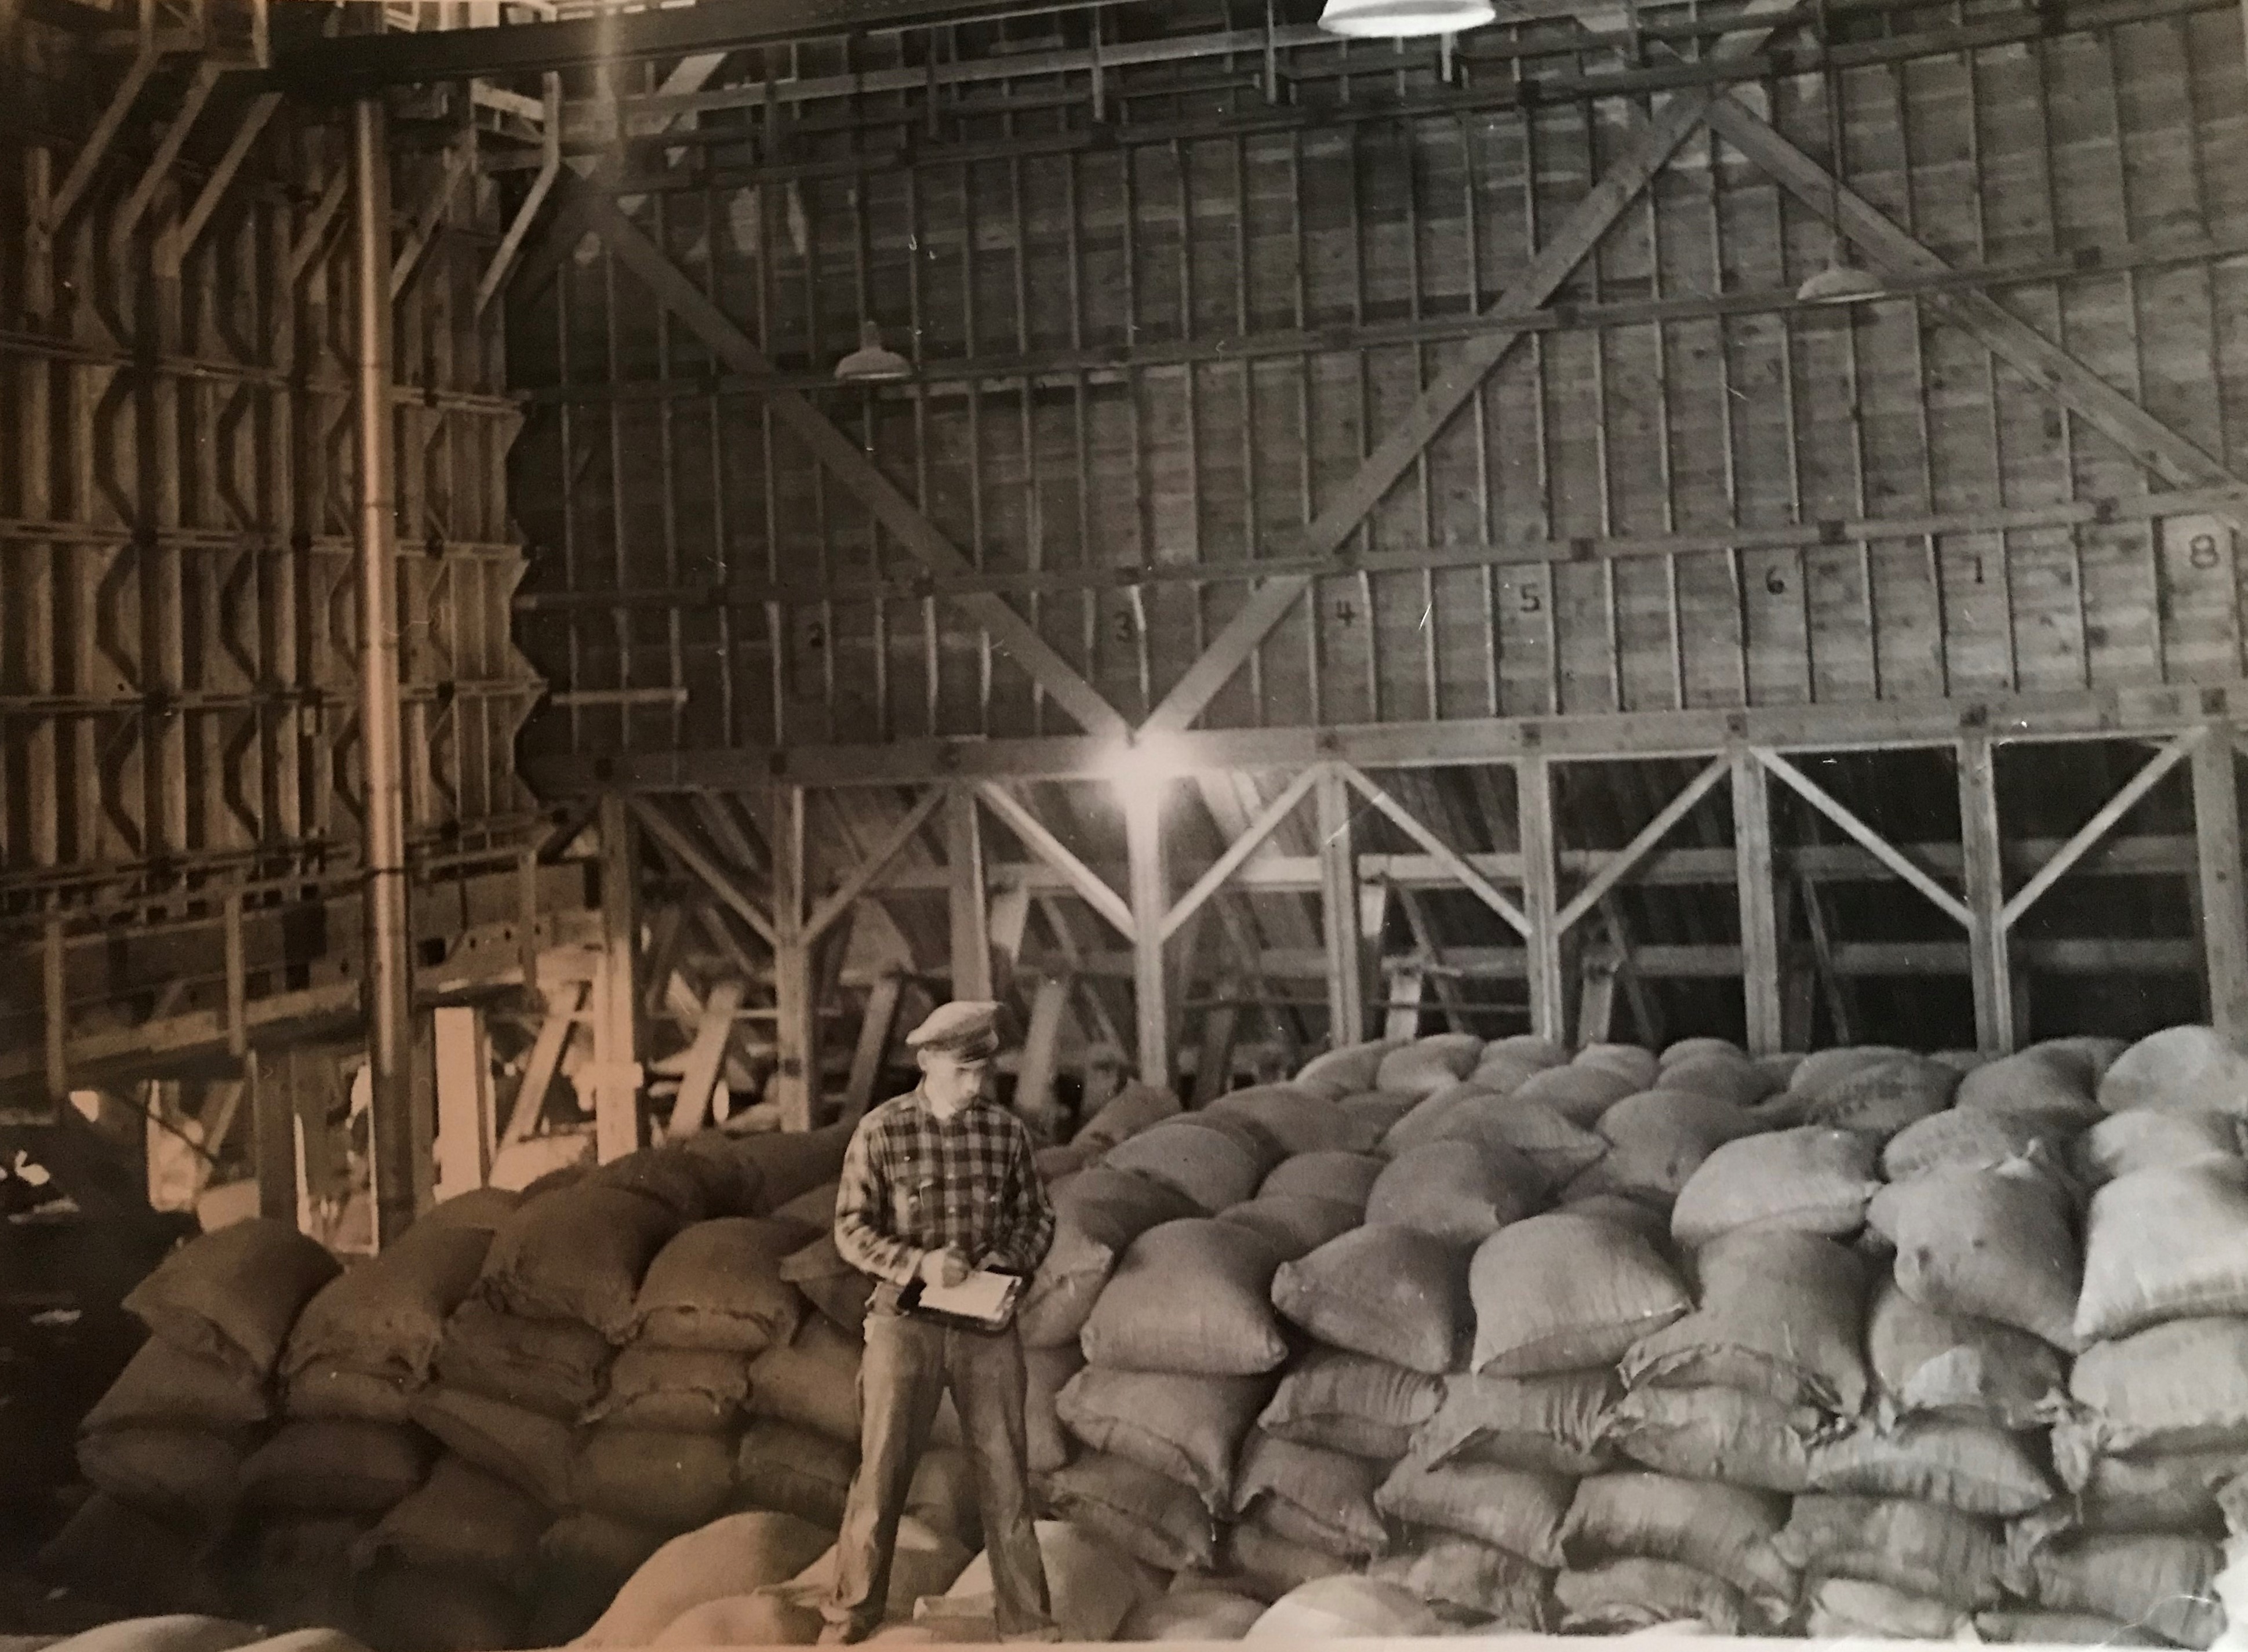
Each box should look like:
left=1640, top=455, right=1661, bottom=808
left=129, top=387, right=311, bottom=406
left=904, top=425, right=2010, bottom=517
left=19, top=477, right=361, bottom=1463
left=354, top=95, right=416, bottom=1247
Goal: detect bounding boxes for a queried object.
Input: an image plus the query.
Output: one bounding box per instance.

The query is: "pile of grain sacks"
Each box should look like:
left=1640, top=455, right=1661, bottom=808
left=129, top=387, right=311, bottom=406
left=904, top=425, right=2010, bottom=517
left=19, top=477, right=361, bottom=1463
left=46, top=1020, right=2248, bottom=1650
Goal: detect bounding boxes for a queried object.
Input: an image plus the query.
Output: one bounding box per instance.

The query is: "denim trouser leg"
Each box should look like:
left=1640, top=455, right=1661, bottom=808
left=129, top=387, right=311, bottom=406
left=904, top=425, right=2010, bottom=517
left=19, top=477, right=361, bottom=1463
left=824, top=1312, right=944, bottom=1633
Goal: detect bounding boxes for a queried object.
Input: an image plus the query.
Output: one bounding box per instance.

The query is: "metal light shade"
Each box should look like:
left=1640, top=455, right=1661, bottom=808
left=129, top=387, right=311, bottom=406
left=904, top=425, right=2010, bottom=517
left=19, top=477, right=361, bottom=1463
left=1316, top=0, right=1496, bottom=36
left=1795, top=259, right=1887, bottom=306
left=836, top=321, right=911, bottom=383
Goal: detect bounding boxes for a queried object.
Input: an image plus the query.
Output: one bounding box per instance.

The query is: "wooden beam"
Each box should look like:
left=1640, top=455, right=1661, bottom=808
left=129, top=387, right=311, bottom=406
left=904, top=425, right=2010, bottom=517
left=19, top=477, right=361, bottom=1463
left=173, top=91, right=282, bottom=268
left=2193, top=727, right=2248, bottom=1042
left=667, top=977, right=743, bottom=1139
left=1958, top=736, right=2014, bottom=1054
left=1337, top=762, right=1533, bottom=936
left=1136, top=0, right=1801, bottom=737
left=390, top=119, right=475, bottom=300
left=566, top=177, right=1127, bottom=739
left=2004, top=730, right=2200, bottom=928
left=975, top=783, right=1136, bottom=939
left=1384, top=963, right=1428, bottom=1042
left=1518, top=757, right=1567, bottom=1045
left=842, top=969, right=908, bottom=1125
left=1703, top=97, right=2248, bottom=519
left=807, top=787, right=944, bottom=941
left=1394, top=883, right=1471, bottom=1025
left=1555, top=756, right=1730, bottom=933
left=1124, top=789, right=1171, bottom=1087
left=433, top=1005, right=496, bottom=1199
left=1598, top=896, right=1662, bottom=1050
left=250, top=1052, right=294, bottom=1222
left=1162, top=763, right=1324, bottom=944
left=1316, top=767, right=1366, bottom=1046
left=1754, top=749, right=1974, bottom=927
left=592, top=794, right=645, bottom=1162
left=502, top=981, right=580, bottom=1147
left=947, top=787, right=994, bottom=1000
left=770, top=785, right=818, bottom=1130
left=1733, top=751, right=1785, bottom=1057
left=628, top=795, right=777, bottom=945
left=1795, top=871, right=1854, bottom=1046
left=1193, top=976, right=1243, bottom=1105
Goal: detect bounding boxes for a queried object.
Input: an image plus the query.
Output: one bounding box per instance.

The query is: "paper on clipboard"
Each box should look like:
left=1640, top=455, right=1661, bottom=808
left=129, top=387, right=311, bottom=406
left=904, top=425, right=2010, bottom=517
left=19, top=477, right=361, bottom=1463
left=913, top=1268, right=1021, bottom=1325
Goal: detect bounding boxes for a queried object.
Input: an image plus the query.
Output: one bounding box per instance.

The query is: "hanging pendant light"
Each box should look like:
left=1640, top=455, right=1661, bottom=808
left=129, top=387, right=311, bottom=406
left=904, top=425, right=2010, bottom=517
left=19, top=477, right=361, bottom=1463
left=835, top=319, right=911, bottom=383
left=1316, top=0, right=1496, bottom=38
left=1794, top=0, right=1885, bottom=307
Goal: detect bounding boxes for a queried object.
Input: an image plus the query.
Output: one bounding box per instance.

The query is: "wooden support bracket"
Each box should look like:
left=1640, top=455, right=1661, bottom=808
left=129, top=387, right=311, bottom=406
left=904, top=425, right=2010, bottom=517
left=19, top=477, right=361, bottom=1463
left=976, top=783, right=1136, bottom=939
left=1754, top=748, right=1973, bottom=927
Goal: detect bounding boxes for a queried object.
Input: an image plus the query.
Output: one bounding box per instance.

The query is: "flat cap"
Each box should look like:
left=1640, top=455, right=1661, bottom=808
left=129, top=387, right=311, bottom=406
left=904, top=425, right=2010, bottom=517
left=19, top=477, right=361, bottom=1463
left=905, top=999, right=1011, bottom=1058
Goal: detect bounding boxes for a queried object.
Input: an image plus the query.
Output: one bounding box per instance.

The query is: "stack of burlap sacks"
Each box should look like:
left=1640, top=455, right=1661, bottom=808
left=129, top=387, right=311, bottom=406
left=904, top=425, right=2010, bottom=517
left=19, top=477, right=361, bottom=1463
left=1008, top=1024, right=2248, bottom=1644
left=41, top=1125, right=910, bottom=1650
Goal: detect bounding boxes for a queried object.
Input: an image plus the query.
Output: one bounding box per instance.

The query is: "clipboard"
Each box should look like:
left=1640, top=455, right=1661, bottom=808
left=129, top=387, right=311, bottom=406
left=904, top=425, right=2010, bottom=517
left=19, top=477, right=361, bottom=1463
left=899, top=1266, right=1024, bottom=1332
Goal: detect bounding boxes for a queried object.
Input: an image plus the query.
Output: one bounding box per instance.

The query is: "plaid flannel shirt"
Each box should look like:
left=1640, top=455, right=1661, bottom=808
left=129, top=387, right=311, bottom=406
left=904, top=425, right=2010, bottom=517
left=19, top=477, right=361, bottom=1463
left=832, top=1087, right=1056, bottom=1304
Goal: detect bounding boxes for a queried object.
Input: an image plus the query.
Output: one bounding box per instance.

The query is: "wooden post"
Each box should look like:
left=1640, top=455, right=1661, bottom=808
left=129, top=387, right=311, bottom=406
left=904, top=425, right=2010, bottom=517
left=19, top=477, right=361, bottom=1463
left=771, top=784, right=817, bottom=1130
left=946, top=786, right=993, bottom=1000
left=251, top=1051, right=294, bottom=1222
left=502, top=981, right=579, bottom=1147
left=432, top=1006, right=494, bottom=1200
left=2193, top=726, right=2248, bottom=1042
left=1519, top=757, right=1567, bottom=1045
left=667, top=979, right=744, bottom=1139
left=1124, top=785, right=1170, bottom=1088
left=1192, top=976, right=1242, bottom=1105
left=1733, top=751, right=1785, bottom=1056
left=592, top=792, right=644, bottom=1162
left=1959, top=735, right=2015, bottom=1053
left=1316, top=766, right=1366, bottom=1047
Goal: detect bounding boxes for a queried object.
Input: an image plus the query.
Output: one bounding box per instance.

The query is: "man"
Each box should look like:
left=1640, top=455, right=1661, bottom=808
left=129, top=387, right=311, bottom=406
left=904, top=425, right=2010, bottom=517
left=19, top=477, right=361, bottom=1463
left=823, top=1000, right=1058, bottom=1644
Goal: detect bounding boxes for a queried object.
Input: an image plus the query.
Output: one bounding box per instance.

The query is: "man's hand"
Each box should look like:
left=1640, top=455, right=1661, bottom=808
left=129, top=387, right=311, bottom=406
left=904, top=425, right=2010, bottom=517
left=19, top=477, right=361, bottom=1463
left=918, top=1247, right=972, bottom=1289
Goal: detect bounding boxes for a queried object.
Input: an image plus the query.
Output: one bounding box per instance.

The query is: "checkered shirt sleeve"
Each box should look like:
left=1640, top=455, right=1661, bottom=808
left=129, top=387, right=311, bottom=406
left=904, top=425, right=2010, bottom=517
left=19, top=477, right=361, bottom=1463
left=832, top=1096, right=1056, bottom=1288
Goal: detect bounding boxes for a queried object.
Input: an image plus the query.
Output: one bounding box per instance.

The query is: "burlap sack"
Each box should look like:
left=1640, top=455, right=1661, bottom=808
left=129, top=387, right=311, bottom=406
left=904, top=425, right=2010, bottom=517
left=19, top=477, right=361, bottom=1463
left=1366, top=1140, right=1544, bottom=1247
left=1231, top=1433, right=1386, bottom=1562
left=1366, top=1537, right=1552, bottom=1628
left=574, top=1422, right=738, bottom=1531
left=631, top=1217, right=805, bottom=1353
left=282, top=1220, right=491, bottom=1383
left=1558, top=1472, right=1796, bottom=1618
left=2054, top=1316, right=2248, bottom=1478
left=780, top=1232, right=873, bottom=1336
left=1806, top=1577, right=1970, bottom=1640
left=1244, top=1577, right=1444, bottom=1640
left=1225, top=1515, right=1355, bottom=1603
left=1104, top=1121, right=1268, bottom=1213
left=1411, top=1370, right=1615, bottom=1476
left=1807, top=1416, right=2056, bottom=1515
left=283, top=1362, right=412, bottom=1425
left=475, top=1184, right=682, bottom=1339
left=1468, top=1212, right=1689, bottom=1376
left=1258, top=1152, right=1383, bottom=1211
left=354, top=1453, right=549, bottom=1585
left=1507, top=1065, right=1638, bottom=1128
left=352, top=1560, right=524, bottom=1652
left=1292, top=1040, right=1399, bottom=1100
left=574, top=1510, right=835, bottom=1646
left=1205, top=1087, right=1381, bottom=1155
left=431, top=1296, right=614, bottom=1418
left=1770, top=1492, right=2006, bottom=1608
left=1799, top=1054, right=1959, bottom=1137
left=746, top=1315, right=863, bottom=1444
left=2078, top=1109, right=2242, bottom=1184
left=1056, top=1366, right=1270, bottom=1510
left=76, top=1427, right=246, bottom=1530
left=36, top=1493, right=229, bottom=1615
left=1079, top=1220, right=1290, bottom=1376
left=123, top=1219, right=341, bottom=1384
left=1600, top=1384, right=1816, bottom=1493
left=1621, top=1228, right=1869, bottom=1414
left=408, top=1386, right=574, bottom=1511
left=1373, top=1460, right=1572, bottom=1566
left=83, top=1337, right=270, bottom=1433
left=1867, top=1154, right=2079, bottom=1349
left=1270, top=1224, right=1462, bottom=1375
left=1669, top=1127, right=1882, bottom=1248
left=587, top=1344, right=751, bottom=1433
left=1554, top=1558, right=1744, bottom=1634
left=2004, top=1533, right=2224, bottom=1649
left=1375, top=1036, right=1485, bottom=1098
left=2076, top=1160, right=2248, bottom=1342
left=1974, top=1609, right=2162, bottom=1644
left=1886, top=1108, right=2082, bottom=1183
left=1864, top=1278, right=2067, bottom=1431
left=2097, top=1025, right=2248, bottom=1116
left=1213, top=1195, right=1358, bottom=1260
left=1041, top=1451, right=1216, bottom=1571
left=236, top=1420, right=434, bottom=1513
left=1257, top=1349, right=1444, bottom=1461
left=1017, top=1168, right=1200, bottom=1350
left=735, top=1418, right=857, bottom=1528
left=1026, top=1343, right=1082, bottom=1476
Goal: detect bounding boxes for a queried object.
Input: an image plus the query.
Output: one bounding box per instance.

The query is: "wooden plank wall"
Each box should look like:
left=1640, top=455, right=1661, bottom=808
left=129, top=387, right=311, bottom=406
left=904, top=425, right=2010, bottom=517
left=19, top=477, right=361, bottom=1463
left=0, top=14, right=547, bottom=1062
left=510, top=0, right=2248, bottom=759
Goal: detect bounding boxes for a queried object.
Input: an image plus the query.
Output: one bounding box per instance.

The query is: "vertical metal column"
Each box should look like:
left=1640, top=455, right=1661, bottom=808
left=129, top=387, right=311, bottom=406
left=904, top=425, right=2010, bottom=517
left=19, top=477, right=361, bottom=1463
left=592, top=791, right=644, bottom=1161
left=1316, top=767, right=1366, bottom=1047
left=354, top=96, right=416, bottom=1244
left=1518, top=758, right=1566, bottom=1046
left=1733, top=751, right=1785, bottom=1056
left=1125, top=787, right=1170, bottom=1087
left=770, top=784, right=818, bottom=1130
left=1959, top=735, right=2015, bottom=1052
left=2192, top=725, right=2248, bottom=1043
left=947, top=787, right=994, bottom=1001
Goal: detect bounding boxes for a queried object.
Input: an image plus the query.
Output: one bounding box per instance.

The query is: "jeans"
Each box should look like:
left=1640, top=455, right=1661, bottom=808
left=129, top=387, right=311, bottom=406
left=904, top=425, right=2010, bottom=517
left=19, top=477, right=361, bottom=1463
left=823, top=1309, right=1056, bottom=1640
